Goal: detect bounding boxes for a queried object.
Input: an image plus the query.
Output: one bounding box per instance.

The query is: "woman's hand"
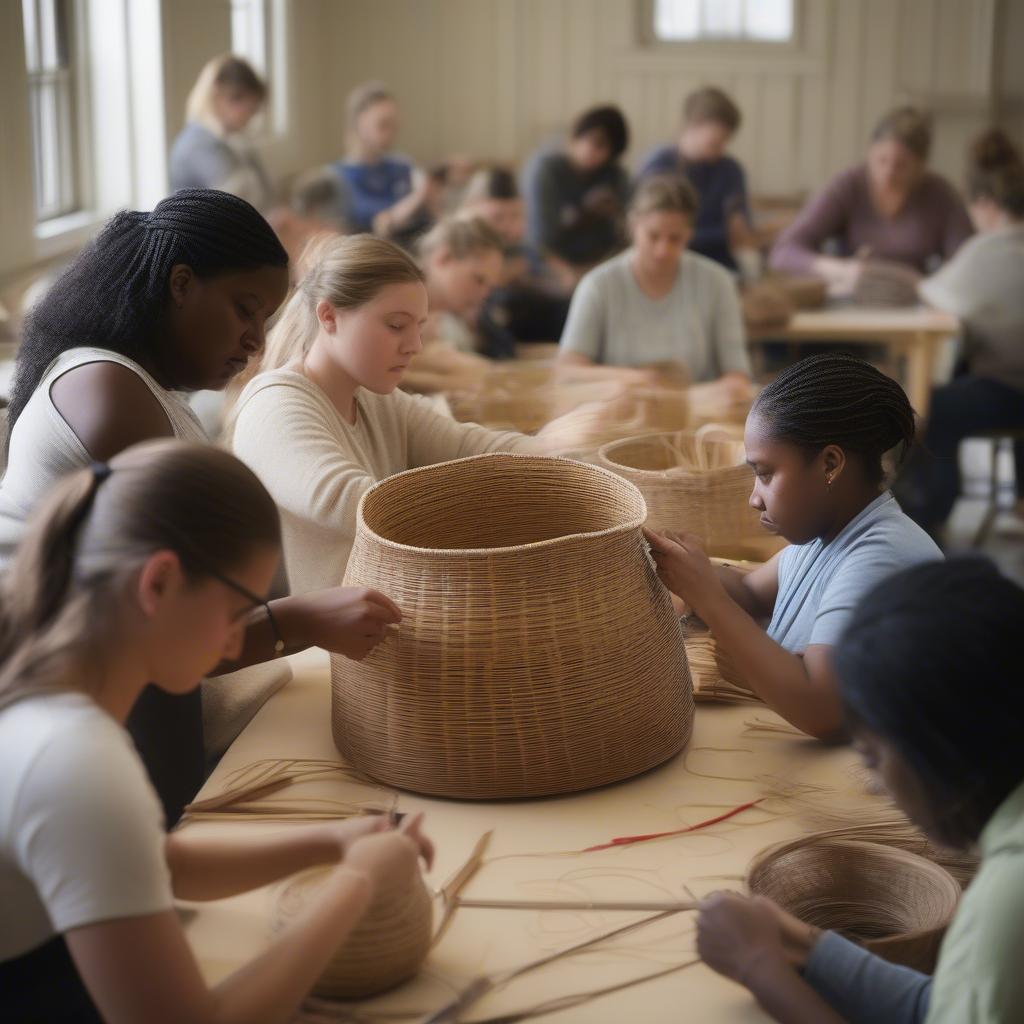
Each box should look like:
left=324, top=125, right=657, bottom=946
left=643, top=528, right=727, bottom=620
left=344, top=829, right=421, bottom=891
left=697, top=892, right=821, bottom=985
left=285, top=586, right=402, bottom=660
left=322, top=811, right=435, bottom=869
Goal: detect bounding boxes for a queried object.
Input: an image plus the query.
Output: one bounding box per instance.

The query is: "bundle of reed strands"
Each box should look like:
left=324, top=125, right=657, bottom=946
left=332, top=452, right=695, bottom=799
left=599, top=427, right=786, bottom=562
left=275, top=864, right=433, bottom=1000
left=682, top=618, right=762, bottom=704
left=758, top=777, right=979, bottom=886
left=180, top=758, right=388, bottom=824
left=747, top=836, right=960, bottom=973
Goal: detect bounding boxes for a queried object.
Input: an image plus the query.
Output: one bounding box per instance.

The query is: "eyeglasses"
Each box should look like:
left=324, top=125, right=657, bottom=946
left=174, top=546, right=285, bottom=656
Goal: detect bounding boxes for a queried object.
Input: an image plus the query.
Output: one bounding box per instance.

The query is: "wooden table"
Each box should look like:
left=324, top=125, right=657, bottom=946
left=748, top=305, right=958, bottom=416
left=180, top=649, right=876, bottom=1023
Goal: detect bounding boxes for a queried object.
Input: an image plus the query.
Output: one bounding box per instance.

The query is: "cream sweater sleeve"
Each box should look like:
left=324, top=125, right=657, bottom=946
left=231, top=379, right=376, bottom=540
left=398, top=390, right=540, bottom=467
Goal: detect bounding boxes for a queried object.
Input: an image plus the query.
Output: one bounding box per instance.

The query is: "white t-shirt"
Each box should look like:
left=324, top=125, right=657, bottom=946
left=557, top=248, right=751, bottom=380
left=0, top=692, right=173, bottom=962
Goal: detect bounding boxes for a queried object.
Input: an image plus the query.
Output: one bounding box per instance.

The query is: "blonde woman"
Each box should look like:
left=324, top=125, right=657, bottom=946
left=229, top=234, right=551, bottom=594
left=558, top=176, right=752, bottom=401
left=0, top=440, right=433, bottom=1024
left=169, top=55, right=274, bottom=210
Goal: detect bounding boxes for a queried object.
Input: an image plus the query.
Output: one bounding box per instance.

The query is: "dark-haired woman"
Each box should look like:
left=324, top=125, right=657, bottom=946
left=0, top=440, right=434, bottom=1024
left=896, top=129, right=1024, bottom=536
left=522, top=105, right=631, bottom=282
left=645, top=354, right=942, bottom=739
left=0, top=189, right=400, bottom=822
left=695, top=558, right=1024, bottom=1023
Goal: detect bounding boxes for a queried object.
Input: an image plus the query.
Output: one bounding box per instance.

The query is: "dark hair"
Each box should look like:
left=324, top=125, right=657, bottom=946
left=9, top=189, right=289, bottom=430
left=966, top=128, right=1024, bottom=219
left=682, top=86, right=741, bottom=132
left=751, top=353, right=915, bottom=483
left=571, top=105, right=629, bottom=161
left=0, top=439, right=281, bottom=709
left=871, top=106, right=932, bottom=161
left=834, top=558, right=1024, bottom=847
left=214, top=56, right=267, bottom=100
left=466, top=167, right=519, bottom=202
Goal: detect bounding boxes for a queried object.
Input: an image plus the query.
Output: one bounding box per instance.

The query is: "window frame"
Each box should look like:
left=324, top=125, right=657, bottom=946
left=639, top=0, right=805, bottom=56
left=230, top=0, right=288, bottom=140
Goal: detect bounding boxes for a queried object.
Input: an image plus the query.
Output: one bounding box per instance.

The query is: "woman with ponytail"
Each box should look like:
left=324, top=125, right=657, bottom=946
left=897, top=129, right=1024, bottom=535
left=229, top=233, right=582, bottom=596
left=0, top=440, right=434, bottom=1024
left=0, top=190, right=401, bottom=824
left=645, top=353, right=942, bottom=739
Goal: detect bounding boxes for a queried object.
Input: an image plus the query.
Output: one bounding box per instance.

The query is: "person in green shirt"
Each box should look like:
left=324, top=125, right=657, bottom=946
left=694, top=557, right=1024, bottom=1023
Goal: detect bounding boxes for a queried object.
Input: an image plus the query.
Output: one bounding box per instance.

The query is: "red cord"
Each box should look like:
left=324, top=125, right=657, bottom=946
left=581, top=798, right=764, bottom=853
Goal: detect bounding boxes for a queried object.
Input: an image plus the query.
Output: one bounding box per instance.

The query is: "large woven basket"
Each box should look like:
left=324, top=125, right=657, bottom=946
left=331, top=453, right=694, bottom=799
left=275, top=865, right=433, bottom=999
left=747, top=836, right=960, bottom=973
left=598, top=429, right=786, bottom=561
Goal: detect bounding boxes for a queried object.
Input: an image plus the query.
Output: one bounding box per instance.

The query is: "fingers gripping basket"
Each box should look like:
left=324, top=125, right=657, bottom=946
left=747, top=836, right=960, bottom=973
left=598, top=429, right=786, bottom=561
left=331, top=453, right=694, bottom=799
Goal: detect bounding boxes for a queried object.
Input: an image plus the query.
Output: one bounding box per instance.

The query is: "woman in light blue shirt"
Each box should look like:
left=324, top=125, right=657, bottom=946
left=695, top=558, right=1024, bottom=1024
left=646, top=353, right=941, bottom=738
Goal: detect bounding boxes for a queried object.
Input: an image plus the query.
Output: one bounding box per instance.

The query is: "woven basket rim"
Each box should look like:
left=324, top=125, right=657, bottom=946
left=356, top=452, right=650, bottom=557
left=597, top=429, right=748, bottom=477
left=746, top=836, right=961, bottom=942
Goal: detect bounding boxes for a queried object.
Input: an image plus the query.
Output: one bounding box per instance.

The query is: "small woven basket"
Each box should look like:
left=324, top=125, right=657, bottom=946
left=747, top=836, right=960, bottom=973
left=598, top=428, right=786, bottom=561
left=275, top=865, right=433, bottom=999
left=332, top=453, right=694, bottom=799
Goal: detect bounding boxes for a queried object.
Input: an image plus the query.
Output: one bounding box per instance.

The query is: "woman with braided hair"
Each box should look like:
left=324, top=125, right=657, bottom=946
left=645, top=353, right=942, bottom=738
left=0, top=189, right=402, bottom=823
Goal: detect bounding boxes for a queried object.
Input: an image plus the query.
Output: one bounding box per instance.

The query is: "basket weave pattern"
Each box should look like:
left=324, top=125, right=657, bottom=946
left=275, top=866, right=433, bottom=999
left=598, top=430, right=786, bottom=561
left=331, top=453, right=694, bottom=799
left=747, top=836, right=960, bottom=973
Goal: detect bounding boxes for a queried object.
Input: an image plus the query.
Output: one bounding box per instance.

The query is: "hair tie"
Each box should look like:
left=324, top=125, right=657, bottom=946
left=90, top=462, right=112, bottom=483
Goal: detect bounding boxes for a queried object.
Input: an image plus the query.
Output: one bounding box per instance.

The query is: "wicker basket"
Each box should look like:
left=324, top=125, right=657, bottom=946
left=598, top=429, right=786, bottom=561
left=747, top=836, right=960, bottom=973
left=331, top=453, right=694, bottom=799
left=275, top=865, right=433, bottom=999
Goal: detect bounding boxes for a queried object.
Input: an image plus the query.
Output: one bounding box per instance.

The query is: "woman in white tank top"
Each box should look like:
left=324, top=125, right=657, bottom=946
left=0, top=190, right=401, bottom=823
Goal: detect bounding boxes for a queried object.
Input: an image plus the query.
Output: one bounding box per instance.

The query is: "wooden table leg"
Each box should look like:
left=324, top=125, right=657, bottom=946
left=902, top=331, right=937, bottom=419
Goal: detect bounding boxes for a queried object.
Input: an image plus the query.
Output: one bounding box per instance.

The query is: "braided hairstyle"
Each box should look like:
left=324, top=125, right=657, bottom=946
left=751, top=353, right=915, bottom=483
left=9, top=188, right=288, bottom=430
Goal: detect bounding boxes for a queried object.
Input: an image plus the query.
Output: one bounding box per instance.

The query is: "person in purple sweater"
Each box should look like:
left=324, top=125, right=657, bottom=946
left=637, top=87, right=762, bottom=272
left=770, top=107, right=973, bottom=294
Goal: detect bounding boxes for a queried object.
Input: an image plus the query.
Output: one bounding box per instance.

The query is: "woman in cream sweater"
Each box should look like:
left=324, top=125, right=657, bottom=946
left=231, top=234, right=551, bottom=595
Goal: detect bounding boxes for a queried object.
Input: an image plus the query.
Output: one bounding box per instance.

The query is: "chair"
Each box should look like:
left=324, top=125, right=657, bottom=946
left=971, top=429, right=1024, bottom=547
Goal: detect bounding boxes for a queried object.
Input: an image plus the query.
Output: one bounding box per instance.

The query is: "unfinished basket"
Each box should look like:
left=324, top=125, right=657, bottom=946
left=598, top=428, right=786, bottom=561
left=331, top=453, right=694, bottom=799
left=747, top=836, right=960, bottom=973
left=275, top=864, right=433, bottom=999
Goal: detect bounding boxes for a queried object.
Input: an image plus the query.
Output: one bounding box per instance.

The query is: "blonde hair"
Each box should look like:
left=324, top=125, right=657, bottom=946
left=258, top=233, right=425, bottom=374
left=0, top=440, right=280, bottom=711
left=630, top=175, right=699, bottom=220
left=186, top=54, right=267, bottom=127
left=346, top=80, right=395, bottom=126
left=418, top=215, right=505, bottom=261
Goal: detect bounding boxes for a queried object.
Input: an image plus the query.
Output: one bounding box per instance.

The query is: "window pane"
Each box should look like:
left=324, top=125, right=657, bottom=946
left=38, top=0, right=60, bottom=70
left=37, top=80, right=62, bottom=216
left=701, top=0, right=743, bottom=36
left=22, top=0, right=40, bottom=73
left=744, top=0, right=793, bottom=40
left=654, top=0, right=700, bottom=40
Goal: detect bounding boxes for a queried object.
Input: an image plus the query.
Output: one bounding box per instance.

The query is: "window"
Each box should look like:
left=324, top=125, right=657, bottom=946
left=652, top=0, right=794, bottom=43
left=22, top=0, right=80, bottom=221
left=231, top=0, right=268, bottom=74
left=230, top=0, right=287, bottom=137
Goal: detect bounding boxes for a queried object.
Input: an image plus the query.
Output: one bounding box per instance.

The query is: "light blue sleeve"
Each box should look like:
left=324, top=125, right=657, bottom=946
left=558, top=269, right=607, bottom=362
left=804, top=931, right=931, bottom=1024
